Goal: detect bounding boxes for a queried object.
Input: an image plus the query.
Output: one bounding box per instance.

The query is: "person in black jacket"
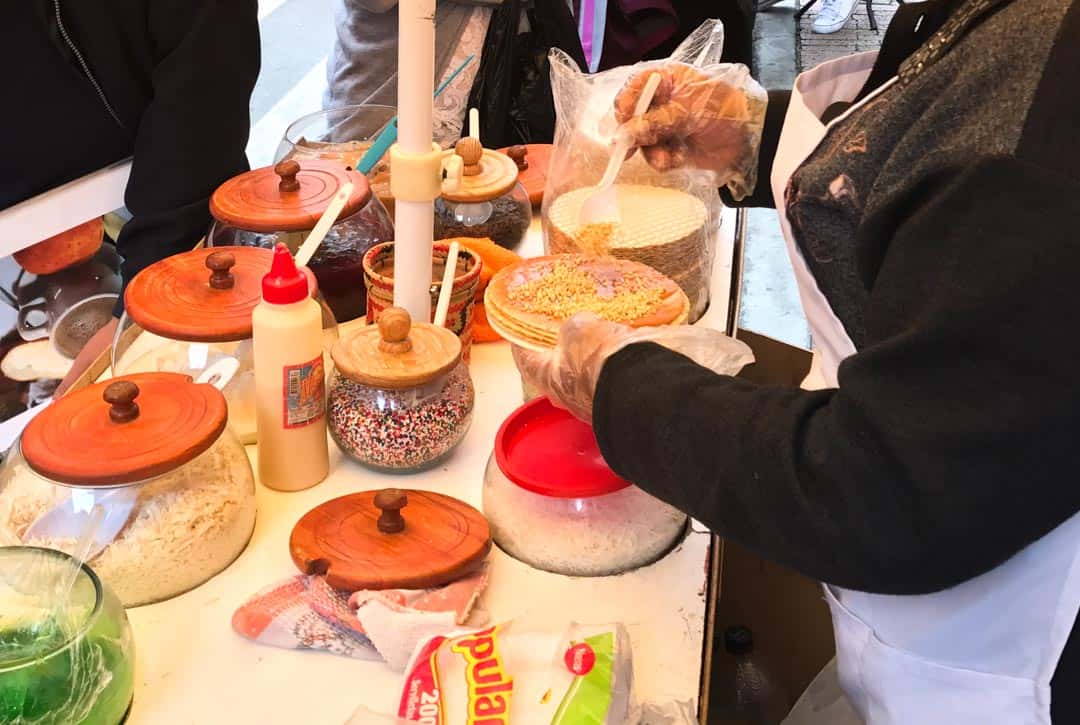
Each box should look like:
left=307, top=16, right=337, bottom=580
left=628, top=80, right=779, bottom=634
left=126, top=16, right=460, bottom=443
left=518, top=0, right=1080, bottom=721
left=4, top=0, right=259, bottom=391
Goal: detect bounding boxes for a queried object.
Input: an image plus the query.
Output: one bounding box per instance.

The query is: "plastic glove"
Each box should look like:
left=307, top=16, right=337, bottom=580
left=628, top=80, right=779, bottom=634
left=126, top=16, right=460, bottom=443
left=613, top=62, right=767, bottom=196
left=513, top=313, right=755, bottom=423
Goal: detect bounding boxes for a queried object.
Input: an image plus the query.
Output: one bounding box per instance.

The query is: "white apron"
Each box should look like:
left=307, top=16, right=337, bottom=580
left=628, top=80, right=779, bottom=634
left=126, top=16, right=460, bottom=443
left=772, top=51, right=1080, bottom=724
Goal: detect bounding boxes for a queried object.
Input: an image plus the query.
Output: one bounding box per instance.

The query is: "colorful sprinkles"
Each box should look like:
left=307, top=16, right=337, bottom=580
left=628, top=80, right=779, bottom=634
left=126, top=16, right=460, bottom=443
left=328, top=364, right=474, bottom=471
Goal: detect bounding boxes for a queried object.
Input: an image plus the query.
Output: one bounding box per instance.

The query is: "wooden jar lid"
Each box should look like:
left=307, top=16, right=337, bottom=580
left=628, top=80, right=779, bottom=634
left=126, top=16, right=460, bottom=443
left=210, top=159, right=372, bottom=233
left=21, top=373, right=228, bottom=487
left=289, top=489, right=491, bottom=590
left=124, top=246, right=270, bottom=342
left=498, top=144, right=551, bottom=206
left=331, top=307, right=461, bottom=389
left=440, top=139, right=519, bottom=204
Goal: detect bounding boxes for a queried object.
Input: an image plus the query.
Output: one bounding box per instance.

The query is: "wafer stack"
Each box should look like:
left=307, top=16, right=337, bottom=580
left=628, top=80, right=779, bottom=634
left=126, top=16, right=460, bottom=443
left=484, top=254, right=690, bottom=351
left=546, top=184, right=712, bottom=321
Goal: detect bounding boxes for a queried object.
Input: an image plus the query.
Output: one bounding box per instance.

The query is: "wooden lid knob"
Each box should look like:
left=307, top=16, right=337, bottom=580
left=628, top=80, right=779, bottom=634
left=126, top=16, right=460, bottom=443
left=275, top=159, right=301, bottom=192
left=374, top=488, right=408, bottom=534
left=377, top=307, right=413, bottom=354
left=104, top=380, right=140, bottom=424
left=455, top=137, right=483, bottom=176
left=206, top=251, right=236, bottom=290
left=507, top=145, right=529, bottom=171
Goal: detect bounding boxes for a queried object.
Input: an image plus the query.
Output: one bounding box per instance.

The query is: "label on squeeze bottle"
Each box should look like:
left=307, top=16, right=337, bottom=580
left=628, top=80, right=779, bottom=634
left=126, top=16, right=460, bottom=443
left=282, top=354, right=325, bottom=428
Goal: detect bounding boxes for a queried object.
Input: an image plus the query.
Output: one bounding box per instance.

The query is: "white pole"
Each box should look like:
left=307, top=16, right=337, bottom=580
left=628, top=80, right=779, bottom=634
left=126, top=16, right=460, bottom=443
left=392, top=0, right=437, bottom=321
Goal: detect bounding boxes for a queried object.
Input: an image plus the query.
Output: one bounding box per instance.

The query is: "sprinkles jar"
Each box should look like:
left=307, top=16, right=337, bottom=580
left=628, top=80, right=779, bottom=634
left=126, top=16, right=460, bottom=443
left=328, top=307, right=474, bottom=472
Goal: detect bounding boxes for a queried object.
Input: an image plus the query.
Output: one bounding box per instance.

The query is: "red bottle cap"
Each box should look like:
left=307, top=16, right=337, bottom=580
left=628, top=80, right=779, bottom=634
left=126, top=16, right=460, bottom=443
left=494, top=397, right=630, bottom=498
left=262, top=243, right=308, bottom=304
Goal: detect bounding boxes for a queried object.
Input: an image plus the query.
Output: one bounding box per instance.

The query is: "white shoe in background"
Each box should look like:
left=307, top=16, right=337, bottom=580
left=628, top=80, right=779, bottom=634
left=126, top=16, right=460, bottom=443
left=812, top=0, right=860, bottom=33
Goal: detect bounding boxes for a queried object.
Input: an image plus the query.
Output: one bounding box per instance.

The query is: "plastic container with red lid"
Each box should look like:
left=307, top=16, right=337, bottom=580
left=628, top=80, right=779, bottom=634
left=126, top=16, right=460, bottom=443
left=483, top=398, right=687, bottom=576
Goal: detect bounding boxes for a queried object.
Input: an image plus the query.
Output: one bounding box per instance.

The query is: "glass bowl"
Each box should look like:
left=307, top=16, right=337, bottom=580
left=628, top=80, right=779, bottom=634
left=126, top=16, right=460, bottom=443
left=0, top=374, right=257, bottom=606
left=434, top=182, right=533, bottom=251
left=0, top=546, right=135, bottom=724
left=483, top=398, right=687, bottom=576
left=276, top=104, right=398, bottom=217
left=111, top=247, right=339, bottom=444
left=328, top=362, right=474, bottom=474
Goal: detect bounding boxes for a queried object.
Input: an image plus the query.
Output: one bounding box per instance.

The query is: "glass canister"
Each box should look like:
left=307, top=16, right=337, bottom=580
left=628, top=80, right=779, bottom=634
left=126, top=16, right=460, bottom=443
left=208, top=159, right=394, bottom=323
left=0, top=373, right=257, bottom=607
left=497, top=144, right=551, bottom=208
left=0, top=546, right=135, bottom=724
left=111, top=246, right=337, bottom=445
left=435, top=138, right=532, bottom=250
left=274, top=104, right=398, bottom=217
left=483, top=397, right=687, bottom=576
left=328, top=308, right=474, bottom=473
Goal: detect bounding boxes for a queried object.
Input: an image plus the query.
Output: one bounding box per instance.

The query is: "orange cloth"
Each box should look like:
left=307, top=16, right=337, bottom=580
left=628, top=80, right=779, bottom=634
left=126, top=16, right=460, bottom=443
left=454, top=237, right=522, bottom=343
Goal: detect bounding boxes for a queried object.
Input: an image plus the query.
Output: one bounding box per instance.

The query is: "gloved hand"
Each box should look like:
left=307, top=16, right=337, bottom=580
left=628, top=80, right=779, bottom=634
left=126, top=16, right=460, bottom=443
left=513, top=313, right=755, bottom=423
left=613, top=62, right=767, bottom=194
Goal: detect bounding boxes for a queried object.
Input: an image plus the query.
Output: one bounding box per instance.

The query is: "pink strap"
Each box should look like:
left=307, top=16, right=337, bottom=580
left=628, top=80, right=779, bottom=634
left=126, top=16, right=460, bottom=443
left=576, top=0, right=608, bottom=72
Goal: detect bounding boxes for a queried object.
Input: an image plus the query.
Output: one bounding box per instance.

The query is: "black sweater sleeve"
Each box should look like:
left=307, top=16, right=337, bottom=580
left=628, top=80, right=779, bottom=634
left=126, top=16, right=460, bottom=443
left=593, top=155, right=1080, bottom=595
left=113, top=0, right=260, bottom=312
left=718, top=88, right=789, bottom=209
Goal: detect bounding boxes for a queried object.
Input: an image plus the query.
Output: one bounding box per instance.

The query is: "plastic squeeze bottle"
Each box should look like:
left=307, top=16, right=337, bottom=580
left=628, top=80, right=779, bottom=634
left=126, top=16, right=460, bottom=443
left=253, top=243, right=329, bottom=490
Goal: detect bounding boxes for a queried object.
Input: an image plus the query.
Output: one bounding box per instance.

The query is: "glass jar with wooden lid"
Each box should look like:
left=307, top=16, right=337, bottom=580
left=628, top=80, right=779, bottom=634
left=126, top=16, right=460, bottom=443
left=111, top=246, right=338, bottom=444
left=435, top=138, right=532, bottom=250
left=207, top=159, right=394, bottom=323
left=328, top=307, right=474, bottom=473
left=0, top=373, right=256, bottom=606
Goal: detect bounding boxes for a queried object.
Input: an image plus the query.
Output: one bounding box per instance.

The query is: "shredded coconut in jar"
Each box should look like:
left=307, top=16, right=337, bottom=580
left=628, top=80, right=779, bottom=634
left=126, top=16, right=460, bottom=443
left=0, top=436, right=256, bottom=607
left=483, top=457, right=687, bottom=576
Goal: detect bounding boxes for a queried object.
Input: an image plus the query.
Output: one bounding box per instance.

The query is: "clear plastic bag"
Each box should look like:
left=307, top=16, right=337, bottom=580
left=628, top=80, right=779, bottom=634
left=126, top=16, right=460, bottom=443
left=511, top=313, right=755, bottom=423
left=541, top=20, right=766, bottom=322
left=373, top=619, right=635, bottom=724
left=639, top=699, right=699, bottom=724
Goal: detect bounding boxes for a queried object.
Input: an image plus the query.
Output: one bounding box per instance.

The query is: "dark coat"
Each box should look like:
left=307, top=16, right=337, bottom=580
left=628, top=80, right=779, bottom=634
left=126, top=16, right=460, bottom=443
left=5, top=0, right=260, bottom=305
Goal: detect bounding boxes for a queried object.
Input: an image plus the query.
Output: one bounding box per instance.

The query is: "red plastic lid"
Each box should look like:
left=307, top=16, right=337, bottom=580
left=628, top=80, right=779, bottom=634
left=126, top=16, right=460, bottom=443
left=494, top=397, right=630, bottom=498
left=262, top=244, right=308, bottom=304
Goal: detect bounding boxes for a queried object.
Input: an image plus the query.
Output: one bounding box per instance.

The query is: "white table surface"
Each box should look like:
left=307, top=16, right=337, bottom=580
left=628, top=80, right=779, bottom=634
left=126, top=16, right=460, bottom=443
left=95, top=211, right=735, bottom=724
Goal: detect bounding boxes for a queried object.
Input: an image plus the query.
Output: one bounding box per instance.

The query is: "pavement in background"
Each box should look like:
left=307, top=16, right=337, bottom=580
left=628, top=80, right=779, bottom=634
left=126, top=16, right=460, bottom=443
left=249, top=0, right=335, bottom=167
left=739, top=1, right=811, bottom=349
left=736, top=0, right=895, bottom=349
left=798, top=0, right=899, bottom=69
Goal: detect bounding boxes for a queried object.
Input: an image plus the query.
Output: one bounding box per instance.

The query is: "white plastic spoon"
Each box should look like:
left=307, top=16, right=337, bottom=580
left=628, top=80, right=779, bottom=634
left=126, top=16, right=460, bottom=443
left=294, top=180, right=355, bottom=269
left=433, top=241, right=461, bottom=329
left=578, top=72, right=662, bottom=228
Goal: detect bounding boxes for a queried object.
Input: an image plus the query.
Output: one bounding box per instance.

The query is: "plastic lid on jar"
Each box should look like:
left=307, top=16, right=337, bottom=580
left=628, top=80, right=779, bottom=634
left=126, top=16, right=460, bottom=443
left=210, top=159, right=373, bottom=233
left=494, top=397, right=630, bottom=498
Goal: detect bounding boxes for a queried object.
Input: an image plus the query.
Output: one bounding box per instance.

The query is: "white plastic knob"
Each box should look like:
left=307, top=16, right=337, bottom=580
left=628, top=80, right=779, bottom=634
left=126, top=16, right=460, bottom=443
left=442, top=155, right=464, bottom=194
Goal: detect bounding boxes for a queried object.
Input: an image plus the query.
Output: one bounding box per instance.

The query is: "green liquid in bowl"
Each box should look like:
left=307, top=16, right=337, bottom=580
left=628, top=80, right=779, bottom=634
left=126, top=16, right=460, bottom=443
left=0, top=547, right=134, bottom=724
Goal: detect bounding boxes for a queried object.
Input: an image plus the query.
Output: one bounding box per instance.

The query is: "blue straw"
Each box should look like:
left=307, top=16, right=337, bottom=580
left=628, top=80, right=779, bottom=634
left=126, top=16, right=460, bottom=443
left=355, top=54, right=476, bottom=175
